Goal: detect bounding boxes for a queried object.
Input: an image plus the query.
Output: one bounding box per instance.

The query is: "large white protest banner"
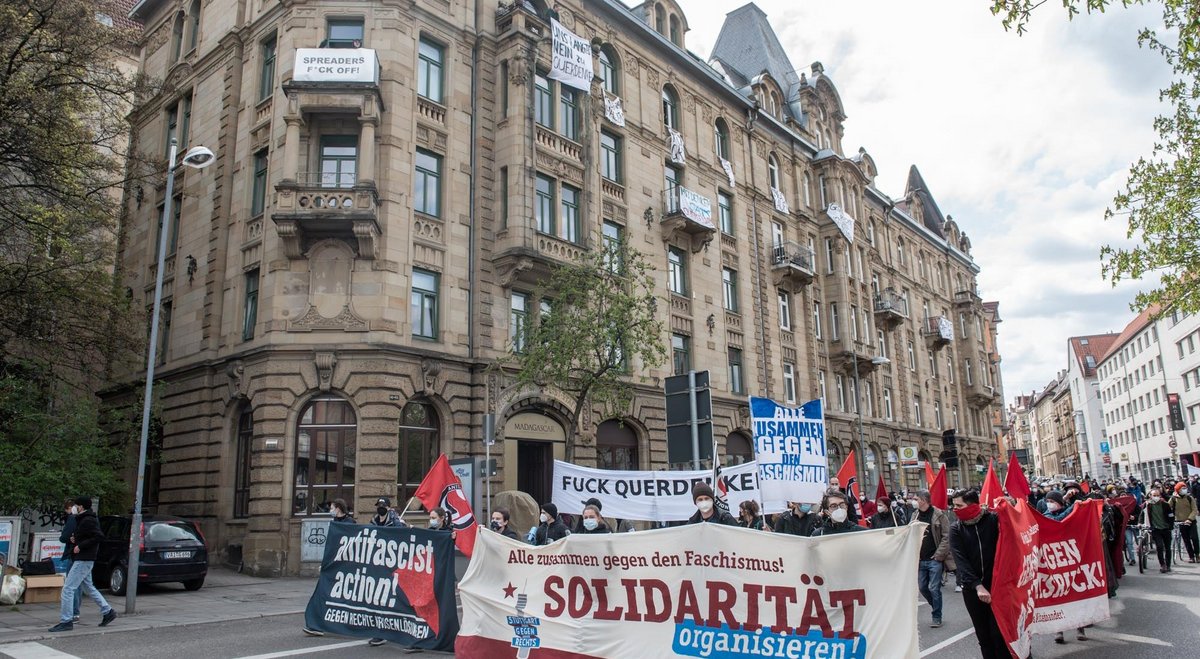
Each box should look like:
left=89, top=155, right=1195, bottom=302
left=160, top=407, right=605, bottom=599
left=551, top=460, right=786, bottom=522
left=548, top=19, right=593, bottom=92
left=457, top=523, right=923, bottom=658
left=751, top=397, right=828, bottom=506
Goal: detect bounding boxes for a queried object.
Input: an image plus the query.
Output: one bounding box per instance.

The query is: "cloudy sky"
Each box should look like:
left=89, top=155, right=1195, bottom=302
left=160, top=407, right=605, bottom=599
left=661, top=0, right=1170, bottom=399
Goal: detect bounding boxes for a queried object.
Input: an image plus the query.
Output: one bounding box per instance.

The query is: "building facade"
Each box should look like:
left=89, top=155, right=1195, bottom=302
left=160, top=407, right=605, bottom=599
left=1065, top=333, right=1118, bottom=479
left=111, top=0, right=1003, bottom=575
left=1030, top=378, right=1059, bottom=477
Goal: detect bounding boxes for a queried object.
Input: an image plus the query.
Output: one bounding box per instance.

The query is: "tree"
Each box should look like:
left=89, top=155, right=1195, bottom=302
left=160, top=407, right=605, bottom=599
left=0, top=0, right=146, bottom=389
left=503, top=238, right=668, bottom=461
left=991, top=0, right=1200, bottom=316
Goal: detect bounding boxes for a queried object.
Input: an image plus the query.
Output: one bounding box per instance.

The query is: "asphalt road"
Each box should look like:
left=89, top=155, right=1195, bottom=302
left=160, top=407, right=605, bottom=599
left=3, top=561, right=1195, bottom=658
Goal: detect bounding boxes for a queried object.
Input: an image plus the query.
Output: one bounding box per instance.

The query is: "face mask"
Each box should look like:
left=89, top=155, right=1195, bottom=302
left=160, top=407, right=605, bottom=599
left=1046, top=502, right=1062, bottom=513
left=330, top=508, right=340, bottom=517
left=1151, top=496, right=1161, bottom=503
left=696, top=500, right=714, bottom=513
left=798, top=504, right=812, bottom=514
left=830, top=508, right=848, bottom=523
left=376, top=506, right=388, bottom=516
left=540, top=513, right=550, bottom=524
left=429, top=517, right=440, bottom=528
left=490, top=520, right=502, bottom=530
left=583, top=518, right=599, bottom=531
left=69, top=506, right=80, bottom=516
left=953, top=504, right=982, bottom=521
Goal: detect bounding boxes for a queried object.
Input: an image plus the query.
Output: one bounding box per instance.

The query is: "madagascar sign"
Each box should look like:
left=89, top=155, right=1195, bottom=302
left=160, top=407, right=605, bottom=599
left=990, top=499, right=1110, bottom=659
left=457, top=523, right=924, bottom=658
left=303, top=523, right=459, bottom=650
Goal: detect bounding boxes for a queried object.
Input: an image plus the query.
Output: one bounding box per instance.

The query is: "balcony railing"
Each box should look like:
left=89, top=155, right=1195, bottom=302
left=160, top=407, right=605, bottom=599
left=921, top=315, right=953, bottom=350
left=954, top=288, right=981, bottom=308
left=771, top=241, right=814, bottom=271
left=874, top=290, right=908, bottom=315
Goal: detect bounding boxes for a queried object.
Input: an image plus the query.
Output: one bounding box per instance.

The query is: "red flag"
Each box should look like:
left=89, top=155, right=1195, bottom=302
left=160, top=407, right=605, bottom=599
left=875, top=473, right=888, bottom=502
left=1080, top=480, right=1091, bottom=494
left=931, top=466, right=948, bottom=510
left=836, top=450, right=867, bottom=526
left=924, top=461, right=936, bottom=489
left=980, top=459, right=1004, bottom=508
left=414, top=454, right=478, bottom=557
left=1004, top=452, right=1031, bottom=501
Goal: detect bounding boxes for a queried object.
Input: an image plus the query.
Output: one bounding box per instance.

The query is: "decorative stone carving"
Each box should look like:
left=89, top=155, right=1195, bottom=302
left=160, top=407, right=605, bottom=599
left=700, top=103, right=712, bottom=126
left=274, top=217, right=302, bottom=259
left=421, top=359, right=441, bottom=393
left=314, top=352, right=337, bottom=391
left=509, top=53, right=529, bottom=86
left=557, top=6, right=575, bottom=29
left=645, top=66, right=658, bottom=89
left=290, top=304, right=368, bottom=332
left=496, top=255, right=534, bottom=287
left=225, top=361, right=246, bottom=401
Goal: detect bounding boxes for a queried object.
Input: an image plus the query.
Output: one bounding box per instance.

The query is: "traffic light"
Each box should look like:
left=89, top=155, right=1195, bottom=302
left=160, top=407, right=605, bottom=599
left=941, top=429, right=959, bottom=469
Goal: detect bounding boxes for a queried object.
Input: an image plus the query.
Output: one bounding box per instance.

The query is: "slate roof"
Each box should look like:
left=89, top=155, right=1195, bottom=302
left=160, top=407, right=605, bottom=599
left=904, top=165, right=947, bottom=238
left=710, top=3, right=802, bottom=121
left=1068, top=333, right=1119, bottom=378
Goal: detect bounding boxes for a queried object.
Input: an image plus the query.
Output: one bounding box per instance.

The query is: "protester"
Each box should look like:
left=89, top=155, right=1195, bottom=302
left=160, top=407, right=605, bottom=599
left=1112, top=485, right=1139, bottom=566
left=948, top=489, right=1007, bottom=659
left=57, top=498, right=81, bottom=624
left=428, top=507, right=451, bottom=532
left=330, top=498, right=354, bottom=524
left=573, top=497, right=620, bottom=533
left=1144, top=487, right=1175, bottom=573
left=686, top=483, right=738, bottom=525
left=911, top=490, right=950, bottom=628
left=577, top=505, right=612, bottom=534
left=48, top=497, right=116, bottom=633
left=773, top=502, right=819, bottom=537
left=490, top=508, right=520, bottom=540
left=370, top=496, right=406, bottom=528
left=811, top=490, right=863, bottom=536
left=1042, top=491, right=1087, bottom=643
left=737, top=500, right=765, bottom=530
left=535, top=502, right=571, bottom=544
left=1103, top=489, right=1128, bottom=581
left=868, top=496, right=900, bottom=529
left=1170, top=482, right=1198, bottom=563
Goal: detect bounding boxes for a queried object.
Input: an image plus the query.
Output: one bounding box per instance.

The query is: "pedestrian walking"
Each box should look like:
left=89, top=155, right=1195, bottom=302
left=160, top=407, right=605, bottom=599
left=1144, top=487, right=1175, bottom=573
left=57, top=498, right=81, bottom=624
left=948, top=489, right=1007, bottom=659
left=773, top=502, right=819, bottom=537
left=48, top=497, right=116, bottom=632
left=1170, top=482, right=1198, bottom=563
left=685, top=483, right=738, bottom=525
left=810, top=490, right=863, bottom=536
left=911, top=490, right=950, bottom=628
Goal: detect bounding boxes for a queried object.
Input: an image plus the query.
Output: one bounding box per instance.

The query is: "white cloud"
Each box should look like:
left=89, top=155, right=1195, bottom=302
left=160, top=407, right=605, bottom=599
left=671, top=0, right=1170, bottom=397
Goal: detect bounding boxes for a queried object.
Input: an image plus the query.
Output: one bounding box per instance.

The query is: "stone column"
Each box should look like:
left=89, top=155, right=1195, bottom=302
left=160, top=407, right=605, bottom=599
left=282, top=117, right=302, bottom=182
left=357, top=116, right=376, bottom=186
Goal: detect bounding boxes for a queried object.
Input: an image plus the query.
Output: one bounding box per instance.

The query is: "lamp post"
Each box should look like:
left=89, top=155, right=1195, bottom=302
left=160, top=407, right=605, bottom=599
left=853, top=355, right=891, bottom=498
left=127, top=139, right=215, bottom=614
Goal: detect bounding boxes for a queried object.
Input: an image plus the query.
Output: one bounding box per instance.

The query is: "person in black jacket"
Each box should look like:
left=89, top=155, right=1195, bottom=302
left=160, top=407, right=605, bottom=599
left=811, top=490, right=864, bottom=536
left=1144, top=487, right=1175, bottom=572
left=49, top=497, right=115, bottom=632
left=577, top=505, right=612, bottom=534
left=58, top=498, right=81, bottom=623
left=948, top=489, right=1006, bottom=659
left=773, top=502, right=819, bottom=537
left=535, top=503, right=571, bottom=544
left=685, top=483, right=738, bottom=526
left=489, top=508, right=521, bottom=540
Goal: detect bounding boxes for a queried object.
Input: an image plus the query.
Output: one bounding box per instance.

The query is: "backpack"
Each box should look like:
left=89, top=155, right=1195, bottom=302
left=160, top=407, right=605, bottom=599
left=19, top=559, right=55, bottom=576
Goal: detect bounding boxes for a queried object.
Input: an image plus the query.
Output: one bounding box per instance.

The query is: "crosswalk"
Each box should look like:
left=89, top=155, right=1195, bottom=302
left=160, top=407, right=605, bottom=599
left=0, top=643, right=79, bottom=659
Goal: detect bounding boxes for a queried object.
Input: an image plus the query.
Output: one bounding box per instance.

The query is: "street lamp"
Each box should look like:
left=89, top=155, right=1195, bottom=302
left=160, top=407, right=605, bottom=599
left=127, top=140, right=215, bottom=614
left=854, top=355, right=890, bottom=497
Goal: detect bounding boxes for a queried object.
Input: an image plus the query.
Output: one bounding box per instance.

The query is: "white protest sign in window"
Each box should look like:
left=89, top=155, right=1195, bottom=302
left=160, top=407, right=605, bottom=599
left=827, top=202, right=856, bottom=242
left=292, top=49, right=379, bottom=84
left=548, top=19, right=593, bottom=92
left=668, top=129, right=686, bottom=165
left=751, top=396, right=828, bottom=505
left=603, top=93, right=625, bottom=126
left=720, top=158, right=735, bottom=188
left=771, top=186, right=790, bottom=214
left=678, top=186, right=714, bottom=229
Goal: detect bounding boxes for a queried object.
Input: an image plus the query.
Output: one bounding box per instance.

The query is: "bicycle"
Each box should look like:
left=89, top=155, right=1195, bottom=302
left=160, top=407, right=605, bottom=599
left=1131, top=524, right=1152, bottom=574
left=1174, top=523, right=1185, bottom=563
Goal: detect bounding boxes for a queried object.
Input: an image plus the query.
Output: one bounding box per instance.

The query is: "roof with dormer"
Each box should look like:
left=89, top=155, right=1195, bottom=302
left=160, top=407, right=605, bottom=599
left=1068, top=333, right=1119, bottom=378
left=710, top=3, right=803, bottom=122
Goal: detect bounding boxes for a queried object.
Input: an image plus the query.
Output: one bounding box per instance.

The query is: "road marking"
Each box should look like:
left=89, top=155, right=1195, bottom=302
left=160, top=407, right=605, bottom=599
left=0, top=643, right=82, bottom=659
left=233, top=640, right=369, bottom=659
left=1090, top=630, right=1172, bottom=647
left=919, top=628, right=975, bottom=657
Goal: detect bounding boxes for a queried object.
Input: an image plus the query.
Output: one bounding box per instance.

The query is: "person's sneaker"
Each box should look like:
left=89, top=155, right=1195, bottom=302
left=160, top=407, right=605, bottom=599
left=930, top=619, right=942, bottom=628
left=954, top=585, right=962, bottom=593
left=100, top=609, right=117, bottom=627
left=48, top=622, right=73, bottom=632
left=302, top=627, right=325, bottom=637
left=368, top=638, right=387, bottom=647
left=1054, top=632, right=1066, bottom=644
left=71, top=615, right=80, bottom=623
left=1076, top=631, right=1087, bottom=641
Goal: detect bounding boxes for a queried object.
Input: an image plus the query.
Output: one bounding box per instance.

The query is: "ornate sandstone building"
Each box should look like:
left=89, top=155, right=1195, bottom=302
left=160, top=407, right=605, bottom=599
left=112, top=0, right=1003, bottom=574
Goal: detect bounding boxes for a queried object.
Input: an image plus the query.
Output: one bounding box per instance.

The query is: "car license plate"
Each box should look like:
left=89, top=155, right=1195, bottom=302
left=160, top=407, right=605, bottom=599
left=162, top=551, right=192, bottom=560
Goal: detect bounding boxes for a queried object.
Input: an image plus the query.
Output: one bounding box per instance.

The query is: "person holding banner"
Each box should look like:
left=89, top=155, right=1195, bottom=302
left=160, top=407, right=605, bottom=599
left=810, top=490, right=863, bottom=536
left=331, top=498, right=354, bottom=525
left=685, top=483, right=737, bottom=526
left=737, top=500, right=766, bottom=530
left=489, top=508, right=520, bottom=540
left=1042, top=491, right=1088, bottom=644
left=370, top=496, right=406, bottom=528
left=948, top=489, right=1008, bottom=659
left=773, top=501, right=819, bottom=537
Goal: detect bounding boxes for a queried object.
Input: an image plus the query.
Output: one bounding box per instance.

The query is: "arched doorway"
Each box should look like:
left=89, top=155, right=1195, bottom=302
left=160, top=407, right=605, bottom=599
left=293, top=396, right=356, bottom=515
left=398, top=400, right=439, bottom=507
left=597, top=420, right=638, bottom=471
left=503, top=410, right=565, bottom=505
left=725, top=432, right=753, bottom=466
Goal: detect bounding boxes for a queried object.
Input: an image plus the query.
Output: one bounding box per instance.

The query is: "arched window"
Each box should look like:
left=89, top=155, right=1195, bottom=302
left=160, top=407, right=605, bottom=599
left=597, top=45, right=619, bottom=96
left=233, top=407, right=253, bottom=518
left=293, top=396, right=356, bottom=515
left=669, top=14, right=681, bottom=46
left=188, top=0, right=201, bottom=53
left=661, top=84, right=679, bottom=131
left=171, top=12, right=185, bottom=63
left=714, top=118, right=730, bottom=161
left=726, top=432, right=753, bottom=466
left=597, top=419, right=639, bottom=471
left=828, top=441, right=843, bottom=475
left=655, top=3, right=665, bottom=34
left=768, top=154, right=780, bottom=190
left=398, top=400, right=439, bottom=506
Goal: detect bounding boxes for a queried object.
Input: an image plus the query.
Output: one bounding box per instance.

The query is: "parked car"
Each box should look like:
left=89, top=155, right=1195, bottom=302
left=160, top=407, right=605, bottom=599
left=92, top=515, right=208, bottom=595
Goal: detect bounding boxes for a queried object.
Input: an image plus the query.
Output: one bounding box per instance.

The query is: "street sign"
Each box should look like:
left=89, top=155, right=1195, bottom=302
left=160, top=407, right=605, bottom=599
left=1169, top=438, right=1178, bottom=449
left=1099, top=441, right=1110, bottom=455
left=665, top=371, right=712, bottom=467
left=900, top=446, right=918, bottom=467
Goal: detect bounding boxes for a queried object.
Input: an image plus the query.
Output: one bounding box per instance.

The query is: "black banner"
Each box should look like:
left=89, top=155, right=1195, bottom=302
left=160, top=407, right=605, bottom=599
left=303, top=523, right=458, bottom=650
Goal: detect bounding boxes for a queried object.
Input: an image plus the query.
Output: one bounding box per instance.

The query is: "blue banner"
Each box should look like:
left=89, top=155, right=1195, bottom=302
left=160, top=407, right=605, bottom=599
left=750, top=397, right=828, bottom=505
left=303, top=523, right=458, bottom=650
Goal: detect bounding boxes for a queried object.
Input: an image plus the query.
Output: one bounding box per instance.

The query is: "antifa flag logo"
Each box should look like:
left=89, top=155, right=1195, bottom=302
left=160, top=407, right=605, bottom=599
left=844, top=475, right=861, bottom=516
left=714, top=469, right=731, bottom=516
left=440, top=482, right=475, bottom=531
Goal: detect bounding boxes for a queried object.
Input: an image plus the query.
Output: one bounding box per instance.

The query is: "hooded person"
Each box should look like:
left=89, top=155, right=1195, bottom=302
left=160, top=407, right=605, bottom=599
left=686, top=482, right=738, bottom=525
left=370, top=496, right=406, bottom=527
left=535, top=502, right=571, bottom=545
left=1043, top=491, right=1072, bottom=521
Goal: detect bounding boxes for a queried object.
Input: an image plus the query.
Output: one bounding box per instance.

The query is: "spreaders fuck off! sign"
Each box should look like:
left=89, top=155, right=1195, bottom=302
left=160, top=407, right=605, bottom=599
left=303, top=523, right=459, bottom=650
left=457, top=523, right=924, bottom=659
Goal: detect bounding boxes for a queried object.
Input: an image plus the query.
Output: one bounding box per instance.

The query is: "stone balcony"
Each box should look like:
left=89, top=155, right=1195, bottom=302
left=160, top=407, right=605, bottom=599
left=830, top=338, right=884, bottom=377
left=967, top=380, right=997, bottom=408
left=494, top=228, right=586, bottom=289
left=954, top=288, right=982, bottom=309
left=272, top=173, right=379, bottom=259
left=873, top=288, right=908, bottom=330
left=770, top=240, right=815, bottom=292
left=921, top=315, right=953, bottom=351
left=659, top=186, right=715, bottom=253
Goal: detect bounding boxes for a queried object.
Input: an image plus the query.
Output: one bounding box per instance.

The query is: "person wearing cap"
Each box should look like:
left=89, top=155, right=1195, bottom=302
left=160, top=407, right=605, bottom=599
left=685, top=483, right=737, bottom=525
left=1170, top=482, right=1198, bottom=563
left=868, top=496, right=900, bottom=528
left=370, top=496, right=406, bottom=528
left=49, top=497, right=116, bottom=632
left=535, top=503, right=571, bottom=545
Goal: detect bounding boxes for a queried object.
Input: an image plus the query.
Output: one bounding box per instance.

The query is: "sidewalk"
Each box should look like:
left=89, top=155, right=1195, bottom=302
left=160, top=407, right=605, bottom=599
left=0, top=567, right=315, bottom=645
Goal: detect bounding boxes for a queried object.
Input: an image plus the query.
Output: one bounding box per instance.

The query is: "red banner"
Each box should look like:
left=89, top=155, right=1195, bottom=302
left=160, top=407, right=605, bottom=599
left=991, top=499, right=1110, bottom=658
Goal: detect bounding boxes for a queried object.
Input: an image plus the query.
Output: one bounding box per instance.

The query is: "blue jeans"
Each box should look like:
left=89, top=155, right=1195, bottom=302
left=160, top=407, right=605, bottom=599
left=1124, top=526, right=1137, bottom=564
left=918, top=559, right=944, bottom=620
left=62, top=559, right=81, bottom=617
left=59, top=560, right=110, bottom=623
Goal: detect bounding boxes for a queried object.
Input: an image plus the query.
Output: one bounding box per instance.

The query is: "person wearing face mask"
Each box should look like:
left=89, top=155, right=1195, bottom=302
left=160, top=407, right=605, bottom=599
left=737, top=500, right=765, bottom=530
left=57, top=498, right=82, bottom=623
left=773, top=501, right=818, bottom=537
left=535, top=503, right=571, bottom=545
left=489, top=508, right=520, bottom=540
left=685, top=483, right=737, bottom=525
left=1144, top=487, right=1176, bottom=573
left=1169, top=482, right=1198, bottom=563
left=49, top=497, right=115, bottom=632
left=427, top=507, right=449, bottom=531
left=369, top=496, right=406, bottom=528
left=577, top=505, right=611, bottom=534
left=1041, top=491, right=1087, bottom=643
left=330, top=498, right=353, bottom=524
left=909, top=490, right=950, bottom=628
left=948, top=489, right=1006, bottom=659
left=810, top=491, right=863, bottom=536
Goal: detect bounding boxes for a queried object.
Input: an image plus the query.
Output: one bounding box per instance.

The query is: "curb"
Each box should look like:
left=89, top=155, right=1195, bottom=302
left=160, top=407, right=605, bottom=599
left=0, top=608, right=306, bottom=646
